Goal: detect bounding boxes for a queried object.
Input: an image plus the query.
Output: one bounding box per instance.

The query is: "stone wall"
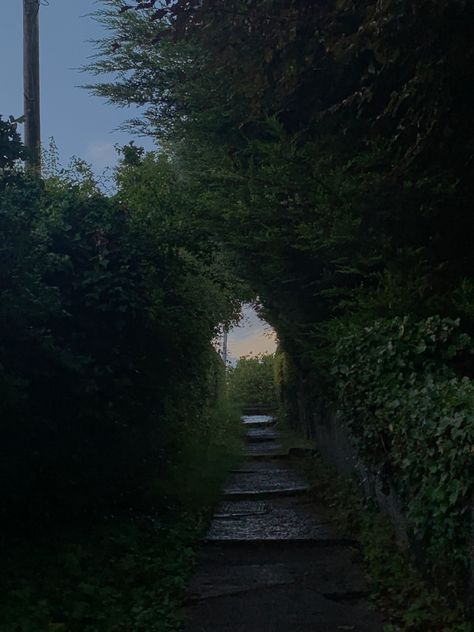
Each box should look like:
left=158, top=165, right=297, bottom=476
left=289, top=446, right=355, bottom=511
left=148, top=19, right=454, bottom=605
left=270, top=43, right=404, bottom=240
left=292, top=373, right=411, bottom=548
left=278, top=352, right=473, bottom=611
left=288, top=370, right=474, bottom=611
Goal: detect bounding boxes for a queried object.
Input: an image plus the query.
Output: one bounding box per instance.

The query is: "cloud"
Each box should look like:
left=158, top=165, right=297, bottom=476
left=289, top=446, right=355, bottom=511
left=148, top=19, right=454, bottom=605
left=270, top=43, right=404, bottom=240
left=85, top=141, right=117, bottom=170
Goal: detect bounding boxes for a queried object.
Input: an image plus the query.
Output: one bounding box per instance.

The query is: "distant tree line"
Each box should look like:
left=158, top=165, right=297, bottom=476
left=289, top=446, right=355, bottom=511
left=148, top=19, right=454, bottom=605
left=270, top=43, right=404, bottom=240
left=227, top=354, right=276, bottom=411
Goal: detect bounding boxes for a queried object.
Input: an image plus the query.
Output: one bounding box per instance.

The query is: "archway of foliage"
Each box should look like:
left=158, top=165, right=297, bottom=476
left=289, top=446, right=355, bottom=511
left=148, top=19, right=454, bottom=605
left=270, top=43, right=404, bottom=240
left=85, top=0, right=474, bottom=599
left=0, top=117, right=243, bottom=526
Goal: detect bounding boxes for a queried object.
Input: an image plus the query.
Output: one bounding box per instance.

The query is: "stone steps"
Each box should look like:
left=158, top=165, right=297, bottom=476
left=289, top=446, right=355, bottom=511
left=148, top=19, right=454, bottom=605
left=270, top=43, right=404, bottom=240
left=184, top=415, right=384, bottom=631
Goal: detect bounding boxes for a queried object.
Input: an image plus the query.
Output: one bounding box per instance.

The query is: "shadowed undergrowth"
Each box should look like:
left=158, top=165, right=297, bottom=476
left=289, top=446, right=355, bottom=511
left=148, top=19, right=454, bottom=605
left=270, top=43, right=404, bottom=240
left=0, top=398, right=243, bottom=632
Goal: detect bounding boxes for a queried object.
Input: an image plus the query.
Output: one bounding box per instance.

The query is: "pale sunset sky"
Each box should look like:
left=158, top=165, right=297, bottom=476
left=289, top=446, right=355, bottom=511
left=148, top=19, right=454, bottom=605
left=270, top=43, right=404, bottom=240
left=227, top=306, right=277, bottom=362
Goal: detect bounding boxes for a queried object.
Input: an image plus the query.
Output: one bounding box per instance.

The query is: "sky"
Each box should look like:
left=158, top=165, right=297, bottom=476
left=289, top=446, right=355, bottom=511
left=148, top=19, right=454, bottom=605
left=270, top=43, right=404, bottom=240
left=1, top=0, right=155, bottom=171
left=226, top=305, right=277, bottom=364
left=1, top=1, right=277, bottom=357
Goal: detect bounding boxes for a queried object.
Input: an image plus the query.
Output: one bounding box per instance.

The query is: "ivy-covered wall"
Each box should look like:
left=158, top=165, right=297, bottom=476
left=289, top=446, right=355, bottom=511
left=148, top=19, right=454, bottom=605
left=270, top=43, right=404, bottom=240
left=276, top=316, right=474, bottom=601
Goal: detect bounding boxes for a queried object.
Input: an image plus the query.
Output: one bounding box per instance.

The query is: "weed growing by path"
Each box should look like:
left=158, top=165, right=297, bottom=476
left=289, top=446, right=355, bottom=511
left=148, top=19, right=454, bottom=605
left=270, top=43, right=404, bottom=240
left=1, top=517, right=203, bottom=632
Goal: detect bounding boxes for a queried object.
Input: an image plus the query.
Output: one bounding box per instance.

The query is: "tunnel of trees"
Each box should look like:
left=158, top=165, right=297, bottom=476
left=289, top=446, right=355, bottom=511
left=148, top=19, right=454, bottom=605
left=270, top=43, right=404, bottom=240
left=86, top=0, right=474, bottom=590
left=1, top=0, right=474, bottom=628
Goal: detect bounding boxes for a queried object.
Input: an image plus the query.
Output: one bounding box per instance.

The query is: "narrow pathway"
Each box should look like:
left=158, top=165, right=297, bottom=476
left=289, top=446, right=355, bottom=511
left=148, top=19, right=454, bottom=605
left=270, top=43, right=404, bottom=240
left=185, top=415, right=384, bottom=631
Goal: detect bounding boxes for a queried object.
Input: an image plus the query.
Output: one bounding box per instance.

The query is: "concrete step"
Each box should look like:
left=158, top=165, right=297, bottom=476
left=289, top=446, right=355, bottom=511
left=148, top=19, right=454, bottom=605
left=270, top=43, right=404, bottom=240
left=242, top=415, right=275, bottom=428
left=223, top=468, right=309, bottom=498
left=244, top=451, right=289, bottom=459
left=187, top=558, right=368, bottom=603
left=223, top=486, right=309, bottom=500
left=245, top=433, right=280, bottom=443
left=185, top=583, right=383, bottom=631
left=206, top=498, right=336, bottom=542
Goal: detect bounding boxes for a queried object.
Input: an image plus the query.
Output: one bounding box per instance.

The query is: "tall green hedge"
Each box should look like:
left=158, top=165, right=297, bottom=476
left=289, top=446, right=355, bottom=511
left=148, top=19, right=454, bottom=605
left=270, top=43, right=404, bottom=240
left=0, top=120, right=239, bottom=526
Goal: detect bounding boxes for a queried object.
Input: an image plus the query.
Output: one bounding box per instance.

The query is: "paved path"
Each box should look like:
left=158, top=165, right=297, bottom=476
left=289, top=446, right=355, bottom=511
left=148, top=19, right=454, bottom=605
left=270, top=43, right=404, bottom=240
left=185, top=416, right=384, bottom=631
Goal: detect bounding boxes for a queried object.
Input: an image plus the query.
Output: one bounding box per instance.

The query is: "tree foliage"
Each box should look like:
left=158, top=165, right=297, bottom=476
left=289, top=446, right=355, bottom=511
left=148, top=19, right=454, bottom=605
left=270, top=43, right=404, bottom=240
left=88, top=0, right=474, bottom=339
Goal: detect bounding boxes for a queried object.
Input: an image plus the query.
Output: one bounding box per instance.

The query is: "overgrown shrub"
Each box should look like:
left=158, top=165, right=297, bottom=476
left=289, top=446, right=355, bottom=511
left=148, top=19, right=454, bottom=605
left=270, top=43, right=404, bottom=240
left=0, top=348, right=242, bottom=632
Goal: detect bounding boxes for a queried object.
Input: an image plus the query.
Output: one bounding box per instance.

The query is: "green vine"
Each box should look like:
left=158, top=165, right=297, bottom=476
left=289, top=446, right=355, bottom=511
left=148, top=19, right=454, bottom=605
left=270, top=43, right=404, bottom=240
left=327, top=316, right=474, bottom=585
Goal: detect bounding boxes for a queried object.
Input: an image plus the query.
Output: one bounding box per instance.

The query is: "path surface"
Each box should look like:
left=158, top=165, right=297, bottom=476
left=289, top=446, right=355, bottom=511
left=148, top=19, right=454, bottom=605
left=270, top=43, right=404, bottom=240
left=185, top=416, right=384, bottom=632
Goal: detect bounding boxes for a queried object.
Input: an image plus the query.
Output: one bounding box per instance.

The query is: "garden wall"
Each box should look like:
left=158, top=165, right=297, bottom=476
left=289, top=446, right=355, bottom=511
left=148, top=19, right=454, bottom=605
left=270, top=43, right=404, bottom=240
left=288, top=371, right=473, bottom=607
left=292, top=373, right=410, bottom=548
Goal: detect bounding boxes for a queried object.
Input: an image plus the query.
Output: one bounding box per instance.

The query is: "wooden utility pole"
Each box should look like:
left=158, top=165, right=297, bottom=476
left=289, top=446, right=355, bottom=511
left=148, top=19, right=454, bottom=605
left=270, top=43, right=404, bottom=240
left=23, top=0, right=41, bottom=171
left=222, top=329, right=228, bottom=366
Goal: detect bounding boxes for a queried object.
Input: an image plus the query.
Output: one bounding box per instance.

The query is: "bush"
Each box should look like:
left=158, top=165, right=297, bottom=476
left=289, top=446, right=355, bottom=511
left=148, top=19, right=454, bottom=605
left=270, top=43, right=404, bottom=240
left=227, top=354, right=276, bottom=410
left=0, top=350, right=242, bottom=632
